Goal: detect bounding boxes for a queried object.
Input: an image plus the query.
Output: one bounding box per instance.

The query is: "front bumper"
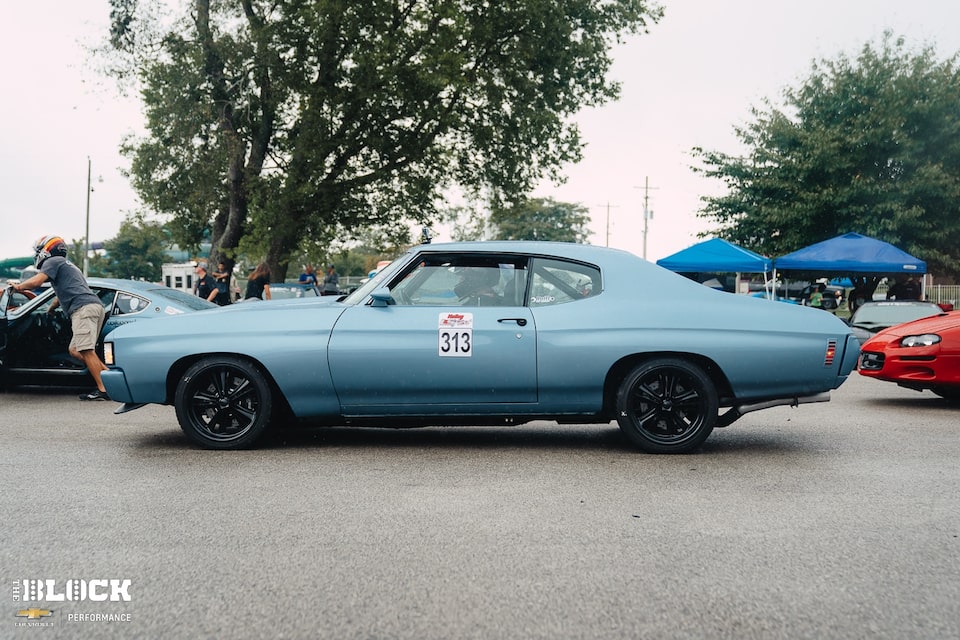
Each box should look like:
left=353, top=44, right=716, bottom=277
left=101, top=369, right=134, bottom=404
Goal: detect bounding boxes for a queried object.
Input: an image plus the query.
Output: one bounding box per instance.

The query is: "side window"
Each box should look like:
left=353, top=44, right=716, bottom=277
left=387, top=255, right=528, bottom=307
left=528, top=258, right=601, bottom=307
left=113, top=292, right=149, bottom=315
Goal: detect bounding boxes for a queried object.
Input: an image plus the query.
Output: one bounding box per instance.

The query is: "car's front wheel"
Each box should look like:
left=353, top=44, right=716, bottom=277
left=174, top=356, right=273, bottom=449
left=616, top=358, right=718, bottom=454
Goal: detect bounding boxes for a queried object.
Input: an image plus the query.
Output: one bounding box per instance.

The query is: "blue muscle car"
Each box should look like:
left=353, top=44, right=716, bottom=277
left=101, top=242, right=860, bottom=453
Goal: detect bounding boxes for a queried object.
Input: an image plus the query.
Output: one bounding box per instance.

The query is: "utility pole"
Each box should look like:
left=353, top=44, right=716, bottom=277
left=84, top=157, right=91, bottom=276
left=635, top=176, right=658, bottom=260
left=597, top=202, right=619, bottom=247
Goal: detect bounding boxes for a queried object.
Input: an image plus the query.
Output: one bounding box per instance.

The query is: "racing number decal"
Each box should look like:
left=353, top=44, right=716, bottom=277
left=439, top=312, right=473, bottom=357
left=440, top=329, right=471, bottom=356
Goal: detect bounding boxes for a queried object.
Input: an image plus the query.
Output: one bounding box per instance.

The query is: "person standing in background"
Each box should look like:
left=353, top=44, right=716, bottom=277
left=298, top=264, right=318, bottom=286
left=212, top=261, right=233, bottom=305
left=322, top=264, right=339, bottom=296
left=245, top=262, right=272, bottom=300
left=194, top=262, right=219, bottom=303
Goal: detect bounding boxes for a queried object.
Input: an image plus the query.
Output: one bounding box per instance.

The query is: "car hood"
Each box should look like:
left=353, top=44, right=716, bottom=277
left=105, top=297, right=348, bottom=341
left=232, top=295, right=342, bottom=308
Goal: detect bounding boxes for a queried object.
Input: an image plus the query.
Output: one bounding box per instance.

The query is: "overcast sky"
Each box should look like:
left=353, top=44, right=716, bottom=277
left=3, top=1, right=960, bottom=263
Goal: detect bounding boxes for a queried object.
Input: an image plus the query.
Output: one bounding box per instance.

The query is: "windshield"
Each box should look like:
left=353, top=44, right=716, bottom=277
left=3, top=285, right=52, bottom=318
left=341, top=257, right=403, bottom=305
left=851, top=303, right=940, bottom=327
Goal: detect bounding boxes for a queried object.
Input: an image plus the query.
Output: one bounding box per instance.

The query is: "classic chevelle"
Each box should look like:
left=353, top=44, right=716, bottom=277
left=102, top=242, right=860, bottom=453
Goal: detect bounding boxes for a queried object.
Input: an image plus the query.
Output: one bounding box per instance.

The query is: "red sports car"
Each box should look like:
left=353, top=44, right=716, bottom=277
left=858, top=310, right=960, bottom=400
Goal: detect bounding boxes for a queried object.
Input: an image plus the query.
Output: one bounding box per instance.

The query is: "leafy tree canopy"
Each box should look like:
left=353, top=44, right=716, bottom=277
left=447, top=197, right=592, bottom=243
left=105, top=0, right=661, bottom=279
left=88, top=216, right=169, bottom=281
left=289, top=222, right=414, bottom=280
left=693, top=33, right=960, bottom=280
left=490, top=197, right=592, bottom=242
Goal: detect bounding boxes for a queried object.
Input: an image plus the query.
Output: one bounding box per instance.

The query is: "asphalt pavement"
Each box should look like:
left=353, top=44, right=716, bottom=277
left=1, top=372, right=958, bottom=639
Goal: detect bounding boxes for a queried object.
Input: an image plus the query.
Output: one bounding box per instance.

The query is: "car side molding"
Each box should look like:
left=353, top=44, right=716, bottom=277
left=716, top=392, right=831, bottom=428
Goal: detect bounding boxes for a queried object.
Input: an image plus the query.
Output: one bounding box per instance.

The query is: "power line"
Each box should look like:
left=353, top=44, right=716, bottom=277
left=596, top=202, right=619, bottom=247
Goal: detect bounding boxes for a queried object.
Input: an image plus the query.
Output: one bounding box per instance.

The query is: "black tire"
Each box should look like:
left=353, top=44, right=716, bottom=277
left=931, top=386, right=960, bottom=402
left=615, top=358, right=719, bottom=454
left=175, top=356, right=274, bottom=449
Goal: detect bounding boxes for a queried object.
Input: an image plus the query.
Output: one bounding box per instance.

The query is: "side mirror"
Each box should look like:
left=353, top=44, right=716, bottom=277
left=370, top=289, right=396, bottom=307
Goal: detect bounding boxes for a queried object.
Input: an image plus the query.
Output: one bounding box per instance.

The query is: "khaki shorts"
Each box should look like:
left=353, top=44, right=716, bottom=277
left=69, top=303, right=106, bottom=353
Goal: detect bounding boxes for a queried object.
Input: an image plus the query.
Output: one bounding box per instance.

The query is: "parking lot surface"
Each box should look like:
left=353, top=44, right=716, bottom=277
left=2, top=373, right=958, bottom=639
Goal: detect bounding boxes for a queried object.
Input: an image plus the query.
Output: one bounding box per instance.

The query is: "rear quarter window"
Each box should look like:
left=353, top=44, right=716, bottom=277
left=148, top=288, right=217, bottom=310
left=528, top=258, right=601, bottom=307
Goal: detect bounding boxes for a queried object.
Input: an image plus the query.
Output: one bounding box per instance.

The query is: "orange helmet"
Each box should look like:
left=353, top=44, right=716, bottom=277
left=33, top=235, right=68, bottom=269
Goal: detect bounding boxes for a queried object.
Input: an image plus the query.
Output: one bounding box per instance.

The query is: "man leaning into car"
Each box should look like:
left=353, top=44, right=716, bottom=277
left=11, top=235, right=111, bottom=400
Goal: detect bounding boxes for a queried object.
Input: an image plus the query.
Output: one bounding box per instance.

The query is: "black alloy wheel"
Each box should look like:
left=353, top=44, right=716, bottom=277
left=616, top=358, right=718, bottom=454
left=174, top=356, right=273, bottom=449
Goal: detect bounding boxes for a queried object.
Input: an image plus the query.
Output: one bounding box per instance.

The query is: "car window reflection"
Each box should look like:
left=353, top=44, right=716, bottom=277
left=388, top=255, right=528, bottom=307
left=528, top=258, right=601, bottom=307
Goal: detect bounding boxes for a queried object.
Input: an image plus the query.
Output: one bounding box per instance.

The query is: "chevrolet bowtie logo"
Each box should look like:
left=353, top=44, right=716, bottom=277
left=16, top=608, right=53, bottom=620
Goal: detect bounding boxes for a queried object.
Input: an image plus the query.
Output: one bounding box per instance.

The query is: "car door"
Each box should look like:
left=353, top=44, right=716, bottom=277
left=0, top=287, right=11, bottom=367
left=1, top=288, right=79, bottom=375
left=328, top=254, right=537, bottom=412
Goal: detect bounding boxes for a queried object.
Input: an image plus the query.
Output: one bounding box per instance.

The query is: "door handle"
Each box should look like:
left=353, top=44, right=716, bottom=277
left=498, top=317, right=527, bottom=326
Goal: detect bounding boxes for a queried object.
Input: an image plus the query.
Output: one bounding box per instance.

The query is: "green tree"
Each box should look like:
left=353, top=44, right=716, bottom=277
left=693, top=33, right=960, bottom=280
left=100, top=217, right=169, bottom=281
left=490, top=197, right=592, bottom=242
left=294, top=222, right=414, bottom=280
left=447, top=203, right=492, bottom=241
left=106, top=0, right=661, bottom=280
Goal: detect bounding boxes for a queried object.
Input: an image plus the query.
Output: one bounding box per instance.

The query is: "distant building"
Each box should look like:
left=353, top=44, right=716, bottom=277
left=162, top=263, right=197, bottom=293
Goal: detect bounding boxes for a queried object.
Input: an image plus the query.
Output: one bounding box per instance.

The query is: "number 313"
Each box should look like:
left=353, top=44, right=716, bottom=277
left=439, top=329, right=472, bottom=357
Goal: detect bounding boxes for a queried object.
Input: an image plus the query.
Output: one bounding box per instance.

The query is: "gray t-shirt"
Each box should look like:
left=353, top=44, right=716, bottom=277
left=39, top=256, right=101, bottom=317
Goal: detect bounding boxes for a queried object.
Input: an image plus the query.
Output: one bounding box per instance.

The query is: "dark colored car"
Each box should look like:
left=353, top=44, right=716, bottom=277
left=846, top=300, right=943, bottom=344
left=797, top=284, right=845, bottom=311
left=747, top=281, right=844, bottom=310
left=859, top=310, right=960, bottom=400
left=1, top=278, right=215, bottom=388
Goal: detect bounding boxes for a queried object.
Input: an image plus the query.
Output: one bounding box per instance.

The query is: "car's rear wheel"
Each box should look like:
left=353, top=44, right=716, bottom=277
left=616, top=358, right=718, bottom=454
left=175, top=356, right=273, bottom=449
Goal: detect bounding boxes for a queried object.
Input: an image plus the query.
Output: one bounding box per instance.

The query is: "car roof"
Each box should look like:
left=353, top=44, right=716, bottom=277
left=86, top=278, right=174, bottom=292
left=414, top=240, right=625, bottom=260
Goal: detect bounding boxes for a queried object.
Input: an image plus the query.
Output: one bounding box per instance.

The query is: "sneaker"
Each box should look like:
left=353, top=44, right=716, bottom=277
left=79, top=389, right=110, bottom=401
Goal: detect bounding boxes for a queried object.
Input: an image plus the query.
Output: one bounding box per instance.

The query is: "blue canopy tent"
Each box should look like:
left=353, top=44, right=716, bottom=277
left=656, top=238, right=772, bottom=294
left=657, top=238, right=773, bottom=273
left=774, top=232, right=925, bottom=274
left=774, top=232, right=927, bottom=302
